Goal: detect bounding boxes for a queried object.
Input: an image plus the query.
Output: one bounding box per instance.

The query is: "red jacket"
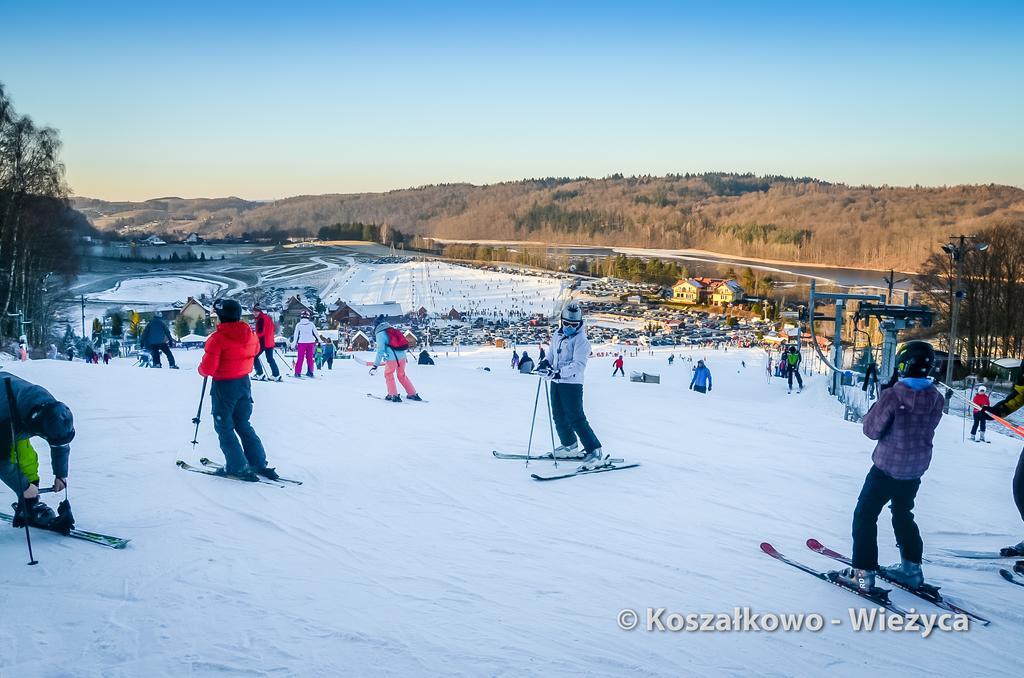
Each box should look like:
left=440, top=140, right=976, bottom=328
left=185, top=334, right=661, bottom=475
left=973, top=393, right=991, bottom=409
left=614, top=357, right=624, bottom=368
left=199, top=322, right=259, bottom=380
left=254, top=311, right=276, bottom=349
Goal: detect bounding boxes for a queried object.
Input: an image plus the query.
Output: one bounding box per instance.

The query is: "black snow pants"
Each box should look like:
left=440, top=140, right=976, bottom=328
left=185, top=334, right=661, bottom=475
left=210, top=376, right=267, bottom=475
left=550, top=382, right=601, bottom=453
left=851, top=465, right=923, bottom=570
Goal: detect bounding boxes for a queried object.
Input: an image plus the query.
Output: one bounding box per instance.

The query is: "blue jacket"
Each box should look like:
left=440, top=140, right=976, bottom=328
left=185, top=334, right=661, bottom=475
left=690, top=365, right=712, bottom=390
left=322, top=342, right=335, bottom=358
left=373, top=323, right=407, bottom=366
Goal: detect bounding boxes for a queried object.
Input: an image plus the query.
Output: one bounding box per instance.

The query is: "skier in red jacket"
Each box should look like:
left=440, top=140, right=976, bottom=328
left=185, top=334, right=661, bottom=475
left=971, top=386, right=991, bottom=443
left=198, top=299, right=277, bottom=481
left=251, top=304, right=281, bottom=381
left=612, top=355, right=625, bottom=377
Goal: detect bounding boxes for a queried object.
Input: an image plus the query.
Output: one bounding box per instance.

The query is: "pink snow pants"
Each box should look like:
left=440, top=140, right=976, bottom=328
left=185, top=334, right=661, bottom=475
left=296, top=343, right=316, bottom=376
left=384, top=359, right=416, bottom=397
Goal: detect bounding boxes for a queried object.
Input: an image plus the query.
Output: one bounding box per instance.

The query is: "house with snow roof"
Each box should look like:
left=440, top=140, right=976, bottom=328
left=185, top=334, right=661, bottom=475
left=330, top=301, right=404, bottom=326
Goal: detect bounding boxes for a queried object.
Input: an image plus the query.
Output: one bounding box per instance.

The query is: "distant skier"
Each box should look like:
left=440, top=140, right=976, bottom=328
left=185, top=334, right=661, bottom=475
left=0, top=371, right=75, bottom=532
left=785, top=346, right=803, bottom=393
left=141, top=315, right=178, bottom=369
left=690, top=359, right=712, bottom=394
left=511, top=350, right=520, bottom=370
left=668, top=354, right=675, bottom=366
left=322, top=339, right=335, bottom=370
left=48, top=344, right=58, bottom=360
left=612, top=355, right=625, bottom=377
left=984, top=368, right=1024, bottom=556
left=970, top=386, right=991, bottom=443
left=314, top=343, right=324, bottom=370
left=291, top=311, right=319, bottom=378
left=832, top=341, right=943, bottom=593
left=371, top=319, right=422, bottom=402
left=65, top=346, right=74, bottom=361
left=517, top=350, right=535, bottom=374
left=540, top=303, right=607, bottom=470
left=198, top=299, right=277, bottom=482
left=418, top=349, right=435, bottom=366
left=251, top=304, right=281, bottom=382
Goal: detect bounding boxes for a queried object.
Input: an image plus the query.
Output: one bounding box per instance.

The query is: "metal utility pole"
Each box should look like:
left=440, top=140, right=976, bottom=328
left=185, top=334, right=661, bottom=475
left=883, top=269, right=909, bottom=305
left=81, top=295, right=86, bottom=338
left=940, top=235, right=989, bottom=413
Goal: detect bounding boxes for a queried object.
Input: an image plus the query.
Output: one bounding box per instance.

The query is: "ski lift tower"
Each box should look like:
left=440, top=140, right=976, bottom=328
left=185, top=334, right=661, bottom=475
left=807, top=281, right=886, bottom=395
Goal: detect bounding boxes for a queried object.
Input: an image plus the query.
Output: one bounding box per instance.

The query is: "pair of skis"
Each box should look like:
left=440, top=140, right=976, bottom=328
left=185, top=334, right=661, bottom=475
left=176, top=459, right=303, bottom=487
left=491, top=450, right=638, bottom=481
left=366, top=393, right=429, bottom=403
left=937, top=548, right=1024, bottom=588
left=0, top=512, right=129, bottom=549
left=762, top=539, right=990, bottom=624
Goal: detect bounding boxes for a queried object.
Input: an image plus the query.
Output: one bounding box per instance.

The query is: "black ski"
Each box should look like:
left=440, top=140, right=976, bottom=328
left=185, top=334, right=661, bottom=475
left=1000, top=569, right=1024, bottom=587
left=176, top=460, right=285, bottom=487
left=935, top=549, right=1014, bottom=560
left=531, top=463, right=639, bottom=481
left=366, top=393, right=428, bottom=403
left=806, top=538, right=989, bottom=625
left=0, top=512, right=129, bottom=549
left=760, top=542, right=908, bottom=614
left=199, top=457, right=302, bottom=485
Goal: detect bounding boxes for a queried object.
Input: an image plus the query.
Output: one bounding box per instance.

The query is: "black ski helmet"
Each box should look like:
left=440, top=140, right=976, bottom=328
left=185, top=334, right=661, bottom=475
left=30, top=401, right=75, bottom=446
left=894, top=340, right=935, bottom=378
left=213, top=298, right=242, bottom=323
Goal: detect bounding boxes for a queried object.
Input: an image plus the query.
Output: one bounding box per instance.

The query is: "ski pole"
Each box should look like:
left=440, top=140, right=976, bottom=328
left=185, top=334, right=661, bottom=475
left=936, top=381, right=1024, bottom=438
left=191, top=376, right=209, bottom=447
left=524, top=375, right=543, bottom=465
left=4, top=377, right=37, bottom=565
left=544, top=379, right=558, bottom=468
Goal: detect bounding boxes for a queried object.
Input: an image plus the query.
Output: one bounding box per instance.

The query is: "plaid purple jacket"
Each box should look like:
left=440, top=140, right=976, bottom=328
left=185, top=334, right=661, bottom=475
left=863, top=381, right=945, bottom=480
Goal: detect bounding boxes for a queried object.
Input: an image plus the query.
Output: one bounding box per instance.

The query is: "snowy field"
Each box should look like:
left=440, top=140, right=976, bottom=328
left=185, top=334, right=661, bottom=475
left=1, top=347, right=1023, bottom=676
left=91, top=276, right=226, bottom=305
left=322, top=261, right=568, bottom=318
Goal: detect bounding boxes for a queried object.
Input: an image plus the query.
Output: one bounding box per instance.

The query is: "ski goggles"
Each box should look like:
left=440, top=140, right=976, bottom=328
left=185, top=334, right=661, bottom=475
left=561, top=319, right=582, bottom=329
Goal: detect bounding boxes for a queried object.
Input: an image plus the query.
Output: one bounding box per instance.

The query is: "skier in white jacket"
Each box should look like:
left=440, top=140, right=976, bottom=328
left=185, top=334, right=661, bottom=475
left=291, top=311, right=320, bottom=378
left=540, top=302, right=607, bottom=470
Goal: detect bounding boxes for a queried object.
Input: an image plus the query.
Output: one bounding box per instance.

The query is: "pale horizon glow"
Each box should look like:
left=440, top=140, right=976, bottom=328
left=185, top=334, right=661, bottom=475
left=2, top=1, right=1022, bottom=202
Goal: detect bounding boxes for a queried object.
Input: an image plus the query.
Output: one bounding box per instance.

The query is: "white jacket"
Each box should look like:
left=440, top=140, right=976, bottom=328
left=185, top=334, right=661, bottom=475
left=548, top=326, right=590, bottom=385
left=292, top=318, right=320, bottom=345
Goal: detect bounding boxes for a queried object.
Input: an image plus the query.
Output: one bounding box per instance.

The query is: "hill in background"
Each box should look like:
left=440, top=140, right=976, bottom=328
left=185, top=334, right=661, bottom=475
left=73, top=174, right=1024, bottom=270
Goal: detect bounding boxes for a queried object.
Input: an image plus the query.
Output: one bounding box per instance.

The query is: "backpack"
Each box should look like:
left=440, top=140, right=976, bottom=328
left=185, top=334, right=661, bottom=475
left=385, top=327, right=409, bottom=351
left=787, top=352, right=800, bottom=366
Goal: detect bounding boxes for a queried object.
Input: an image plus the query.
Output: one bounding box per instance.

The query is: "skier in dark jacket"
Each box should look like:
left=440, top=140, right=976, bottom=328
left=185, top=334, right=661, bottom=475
left=833, top=341, right=944, bottom=593
left=785, top=345, right=803, bottom=393
left=141, top=316, right=178, bottom=369
left=987, top=369, right=1024, bottom=555
left=518, top=351, right=535, bottom=374
left=418, top=349, right=435, bottom=366
left=0, top=372, right=75, bottom=531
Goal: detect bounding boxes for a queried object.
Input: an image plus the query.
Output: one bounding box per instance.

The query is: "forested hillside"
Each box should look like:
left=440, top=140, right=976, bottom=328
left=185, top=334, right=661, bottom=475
left=75, top=174, right=1024, bottom=270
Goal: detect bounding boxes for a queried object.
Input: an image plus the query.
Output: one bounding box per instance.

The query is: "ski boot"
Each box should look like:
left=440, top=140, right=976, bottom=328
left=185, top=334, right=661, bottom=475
left=306, top=372, right=315, bottom=378
left=214, top=468, right=259, bottom=482
left=272, top=375, right=283, bottom=382
left=254, top=374, right=269, bottom=382
left=552, top=442, right=580, bottom=458
left=980, top=432, right=989, bottom=443
left=1014, top=561, right=1024, bottom=577
left=831, top=567, right=877, bottom=593
left=970, top=434, right=976, bottom=442
left=386, top=394, right=402, bottom=403
left=169, top=365, right=180, bottom=370
left=1000, top=540, right=1024, bottom=557
left=577, top=448, right=611, bottom=471
left=880, top=559, right=924, bottom=589
left=11, top=499, right=65, bottom=532
left=406, top=393, right=423, bottom=402
left=255, top=466, right=280, bottom=481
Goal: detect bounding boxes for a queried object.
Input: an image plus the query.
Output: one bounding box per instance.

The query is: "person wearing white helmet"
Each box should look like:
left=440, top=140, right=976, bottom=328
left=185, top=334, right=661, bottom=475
left=291, top=310, right=320, bottom=378
left=540, top=302, right=608, bottom=470
left=970, top=385, right=991, bottom=443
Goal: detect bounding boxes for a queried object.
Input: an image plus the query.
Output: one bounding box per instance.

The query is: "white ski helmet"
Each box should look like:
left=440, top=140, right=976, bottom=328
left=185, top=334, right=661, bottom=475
left=978, top=385, right=987, bottom=393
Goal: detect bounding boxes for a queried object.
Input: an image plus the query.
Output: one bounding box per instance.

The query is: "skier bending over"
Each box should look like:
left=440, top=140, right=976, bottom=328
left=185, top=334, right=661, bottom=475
left=833, top=341, right=943, bottom=593
left=985, top=369, right=1024, bottom=555
left=785, top=346, right=803, bottom=393
left=690, top=359, right=712, bottom=394
left=612, top=355, right=625, bottom=377
left=0, top=371, right=75, bottom=531
left=970, top=386, right=990, bottom=443
left=541, top=303, right=607, bottom=470
left=371, top=319, right=422, bottom=403
left=199, top=299, right=278, bottom=482
left=141, top=315, right=178, bottom=369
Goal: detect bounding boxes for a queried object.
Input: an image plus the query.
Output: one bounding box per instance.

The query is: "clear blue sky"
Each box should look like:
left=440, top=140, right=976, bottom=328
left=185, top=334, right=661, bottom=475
left=1, top=1, right=1021, bottom=200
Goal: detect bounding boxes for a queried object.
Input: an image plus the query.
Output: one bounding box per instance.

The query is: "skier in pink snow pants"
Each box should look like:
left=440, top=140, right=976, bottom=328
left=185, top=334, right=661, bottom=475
left=291, top=311, right=320, bottom=378
left=371, top=318, right=422, bottom=402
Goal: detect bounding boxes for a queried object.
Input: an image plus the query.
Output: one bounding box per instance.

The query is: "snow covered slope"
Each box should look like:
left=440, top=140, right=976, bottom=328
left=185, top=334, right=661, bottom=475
left=1, top=348, right=1021, bottom=676
left=323, top=260, right=568, bottom=317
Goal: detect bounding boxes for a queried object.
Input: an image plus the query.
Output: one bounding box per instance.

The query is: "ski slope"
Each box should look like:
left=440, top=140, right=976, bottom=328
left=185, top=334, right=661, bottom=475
left=1, top=348, right=1022, bottom=676
left=91, top=276, right=225, bottom=304
left=323, top=261, right=567, bottom=318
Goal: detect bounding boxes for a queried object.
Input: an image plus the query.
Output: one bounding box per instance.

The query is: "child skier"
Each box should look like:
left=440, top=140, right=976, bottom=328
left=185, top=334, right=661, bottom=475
left=970, top=386, right=990, bottom=443
left=833, top=341, right=944, bottom=592
left=541, top=303, right=607, bottom=470
left=785, top=346, right=803, bottom=393
left=690, top=359, right=712, bottom=393
left=198, top=299, right=277, bottom=482
left=291, top=311, right=320, bottom=378
left=612, top=355, right=625, bottom=377
left=0, top=372, right=75, bottom=532
left=322, top=339, right=335, bottom=370
left=371, top=319, right=421, bottom=402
